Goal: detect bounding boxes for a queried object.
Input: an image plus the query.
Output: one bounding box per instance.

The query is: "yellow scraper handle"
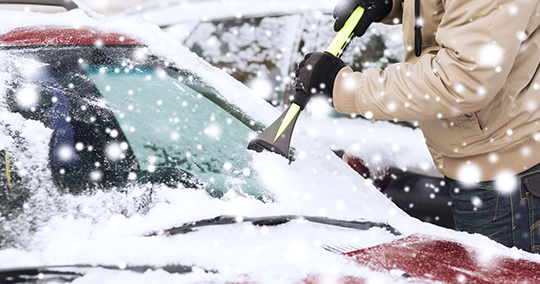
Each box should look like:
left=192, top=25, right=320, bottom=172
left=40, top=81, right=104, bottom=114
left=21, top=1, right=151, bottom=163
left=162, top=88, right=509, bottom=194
left=247, top=6, right=365, bottom=158
left=326, top=6, right=365, bottom=58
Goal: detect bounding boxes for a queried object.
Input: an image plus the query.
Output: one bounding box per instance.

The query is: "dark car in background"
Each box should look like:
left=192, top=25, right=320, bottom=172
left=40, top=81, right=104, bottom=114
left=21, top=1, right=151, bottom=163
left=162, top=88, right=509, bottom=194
left=116, top=0, right=403, bottom=108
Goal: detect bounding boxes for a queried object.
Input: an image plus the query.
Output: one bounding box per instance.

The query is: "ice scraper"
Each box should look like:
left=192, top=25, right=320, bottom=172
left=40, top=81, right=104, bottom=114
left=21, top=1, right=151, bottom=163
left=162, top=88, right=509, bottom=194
left=247, top=6, right=365, bottom=158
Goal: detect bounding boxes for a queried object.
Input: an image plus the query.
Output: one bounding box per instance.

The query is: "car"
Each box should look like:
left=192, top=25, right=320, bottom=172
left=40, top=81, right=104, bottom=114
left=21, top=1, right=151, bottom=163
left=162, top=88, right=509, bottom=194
left=0, top=1, right=539, bottom=283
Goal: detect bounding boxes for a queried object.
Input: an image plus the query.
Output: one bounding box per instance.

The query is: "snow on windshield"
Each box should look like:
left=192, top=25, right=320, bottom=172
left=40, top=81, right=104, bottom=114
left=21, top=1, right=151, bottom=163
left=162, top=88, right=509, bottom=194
left=0, top=5, right=536, bottom=284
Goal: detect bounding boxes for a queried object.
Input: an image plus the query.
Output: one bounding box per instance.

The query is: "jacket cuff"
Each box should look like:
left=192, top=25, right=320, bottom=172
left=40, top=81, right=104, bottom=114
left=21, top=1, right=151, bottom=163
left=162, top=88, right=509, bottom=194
left=378, top=0, right=403, bottom=25
left=333, top=67, right=365, bottom=115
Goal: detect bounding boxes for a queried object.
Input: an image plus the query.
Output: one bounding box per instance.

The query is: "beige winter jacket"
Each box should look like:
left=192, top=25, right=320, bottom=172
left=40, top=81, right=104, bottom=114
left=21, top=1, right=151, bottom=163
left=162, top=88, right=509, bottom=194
left=333, top=0, right=540, bottom=182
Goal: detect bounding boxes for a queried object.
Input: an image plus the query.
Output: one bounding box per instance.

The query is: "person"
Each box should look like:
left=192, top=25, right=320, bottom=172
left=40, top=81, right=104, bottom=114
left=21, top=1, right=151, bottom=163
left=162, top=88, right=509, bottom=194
left=293, top=0, right=540, bottom=253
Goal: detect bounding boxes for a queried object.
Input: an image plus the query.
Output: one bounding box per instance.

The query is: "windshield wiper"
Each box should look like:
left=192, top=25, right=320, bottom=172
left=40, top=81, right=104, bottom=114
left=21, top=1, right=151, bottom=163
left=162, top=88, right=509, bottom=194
left=0, top=264, right=205, bottom=284
left=146, top=215, right=401, bottom=237
left=0, top=266, right=81, bottom=284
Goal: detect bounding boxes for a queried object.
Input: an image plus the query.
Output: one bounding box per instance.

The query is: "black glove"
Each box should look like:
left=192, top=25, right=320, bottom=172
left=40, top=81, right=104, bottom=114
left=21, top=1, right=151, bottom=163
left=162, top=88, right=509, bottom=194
left=333, top=0, right=393, bottom=37
left=292, top=52, right=346, bottom=108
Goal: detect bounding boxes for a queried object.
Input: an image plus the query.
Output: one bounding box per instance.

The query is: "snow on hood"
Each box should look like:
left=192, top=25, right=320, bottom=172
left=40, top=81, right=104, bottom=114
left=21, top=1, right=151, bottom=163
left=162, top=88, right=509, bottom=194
left=0, top=6, right=537, bottom=284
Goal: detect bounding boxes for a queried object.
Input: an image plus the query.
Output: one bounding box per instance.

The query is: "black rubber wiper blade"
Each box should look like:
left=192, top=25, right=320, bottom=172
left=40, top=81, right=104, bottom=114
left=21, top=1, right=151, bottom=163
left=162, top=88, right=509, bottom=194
left=0, top=266, right=82, bottom=284
left=147, top=215, right=401, bottom=237
left=0, top=264, right=208, bottom=284
left=301, top=216, right=401, bottom=235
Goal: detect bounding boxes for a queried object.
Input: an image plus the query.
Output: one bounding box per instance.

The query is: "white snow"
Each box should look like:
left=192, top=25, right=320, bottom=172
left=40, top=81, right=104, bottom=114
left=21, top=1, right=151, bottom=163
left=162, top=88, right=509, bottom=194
left=0, top=3, right=538, bottom=284
left=297, top=116, right=440, bottom=177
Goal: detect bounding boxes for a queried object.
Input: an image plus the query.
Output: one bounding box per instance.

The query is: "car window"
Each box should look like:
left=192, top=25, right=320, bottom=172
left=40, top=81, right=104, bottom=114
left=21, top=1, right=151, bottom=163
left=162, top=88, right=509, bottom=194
left=86, top=64, right=272, bottom=200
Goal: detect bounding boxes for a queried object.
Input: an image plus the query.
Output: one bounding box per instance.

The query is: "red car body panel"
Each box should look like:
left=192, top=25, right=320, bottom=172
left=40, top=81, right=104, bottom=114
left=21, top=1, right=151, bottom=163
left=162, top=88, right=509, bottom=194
left=342, top=233, right=540, bottom=283
left=303, top=233, right=540, bottom=283
left=0, top=26, right=143, bottom=46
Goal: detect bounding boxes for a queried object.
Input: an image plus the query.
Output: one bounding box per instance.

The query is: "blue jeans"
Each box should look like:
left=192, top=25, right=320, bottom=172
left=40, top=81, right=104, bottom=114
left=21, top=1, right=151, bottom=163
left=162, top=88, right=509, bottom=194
left=445, top=163, right=540, bottom=253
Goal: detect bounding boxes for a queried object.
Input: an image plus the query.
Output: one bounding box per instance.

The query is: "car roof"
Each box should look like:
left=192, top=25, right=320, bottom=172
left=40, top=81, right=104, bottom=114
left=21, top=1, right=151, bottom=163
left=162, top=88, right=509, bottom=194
left=0, top=2, right=142, bottom=47
left=0, top=26, right=143, bottom=47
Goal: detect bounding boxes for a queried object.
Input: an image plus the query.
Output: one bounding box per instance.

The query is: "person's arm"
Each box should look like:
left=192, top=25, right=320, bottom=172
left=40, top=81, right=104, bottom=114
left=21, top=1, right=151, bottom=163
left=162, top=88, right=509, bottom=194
left=333, top=0, right=536, bottom=121
left=292, top=0, right=399, bottom=102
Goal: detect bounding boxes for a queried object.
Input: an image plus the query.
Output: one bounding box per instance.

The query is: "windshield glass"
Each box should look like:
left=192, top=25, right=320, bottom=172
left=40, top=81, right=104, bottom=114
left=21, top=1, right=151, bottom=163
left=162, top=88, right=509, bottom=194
left=86, top=64, right=271, bottom=200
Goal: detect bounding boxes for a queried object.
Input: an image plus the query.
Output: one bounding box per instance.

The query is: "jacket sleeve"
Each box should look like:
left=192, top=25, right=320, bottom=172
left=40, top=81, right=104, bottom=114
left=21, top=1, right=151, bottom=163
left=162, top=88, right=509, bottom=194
left=333, top=0, right=536, bottom=121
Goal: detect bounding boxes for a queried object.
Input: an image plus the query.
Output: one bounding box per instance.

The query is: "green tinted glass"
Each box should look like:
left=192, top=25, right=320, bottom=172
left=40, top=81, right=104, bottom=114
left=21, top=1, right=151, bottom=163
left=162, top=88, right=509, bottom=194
left=86, top=65, right=273, bottom=201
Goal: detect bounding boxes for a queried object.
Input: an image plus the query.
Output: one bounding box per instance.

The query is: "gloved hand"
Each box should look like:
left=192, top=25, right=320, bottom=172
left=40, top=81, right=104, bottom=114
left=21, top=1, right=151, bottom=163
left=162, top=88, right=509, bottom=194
left=333, top=0, right=393, bottom=37
left=292, top=52, right=347, bottom=107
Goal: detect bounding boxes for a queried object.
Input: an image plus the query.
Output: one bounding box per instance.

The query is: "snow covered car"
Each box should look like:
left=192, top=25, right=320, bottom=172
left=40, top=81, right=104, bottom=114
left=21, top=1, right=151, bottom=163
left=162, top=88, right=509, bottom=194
left=1, top=1, right=540, bottom=284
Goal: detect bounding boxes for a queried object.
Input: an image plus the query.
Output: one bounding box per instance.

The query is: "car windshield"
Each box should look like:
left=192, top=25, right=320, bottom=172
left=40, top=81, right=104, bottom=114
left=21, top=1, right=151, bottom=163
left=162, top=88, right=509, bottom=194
left=6, top=45, right=273, bottom=201
left=86, top=64, right=270, bottom=199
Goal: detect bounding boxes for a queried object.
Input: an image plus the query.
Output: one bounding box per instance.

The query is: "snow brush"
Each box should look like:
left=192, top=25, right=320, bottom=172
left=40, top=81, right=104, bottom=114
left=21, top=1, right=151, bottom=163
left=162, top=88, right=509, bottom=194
left=247, top=6, right=365, bottom=158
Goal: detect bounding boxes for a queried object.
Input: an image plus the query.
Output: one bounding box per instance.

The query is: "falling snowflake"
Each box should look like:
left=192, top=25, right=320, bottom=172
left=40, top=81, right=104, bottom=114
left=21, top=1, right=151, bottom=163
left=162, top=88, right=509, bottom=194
left=478, top=43, right=504, bottom=67
left=204, top=124, right=222, bottom=139
left=16, top=86, right=38, bottom=108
